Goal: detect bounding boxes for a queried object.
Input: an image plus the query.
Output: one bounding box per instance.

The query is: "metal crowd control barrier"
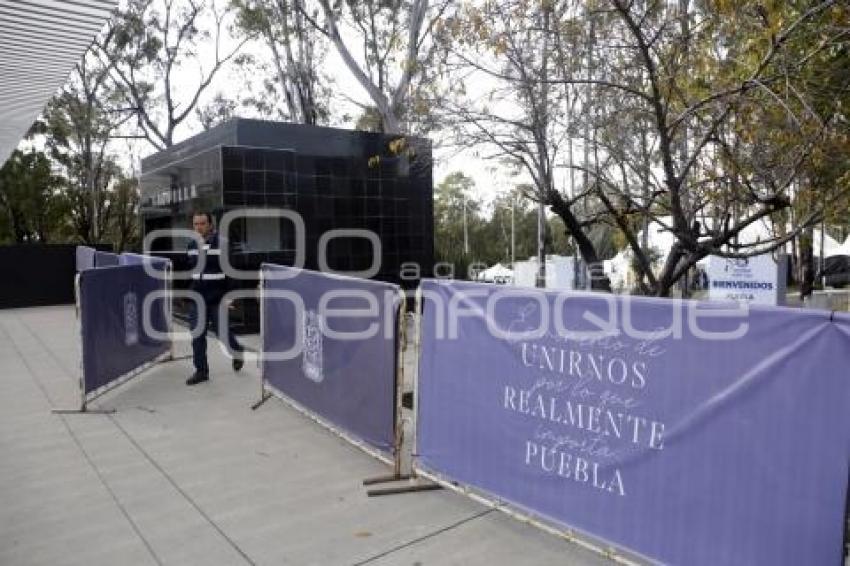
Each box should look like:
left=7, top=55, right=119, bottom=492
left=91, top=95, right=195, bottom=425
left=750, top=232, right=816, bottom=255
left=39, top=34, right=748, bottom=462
left=251, top=263, right=424, bottom=491
left=75, top=245, right=96, bottom=272
left=405, top=278, right=850, bottom=566
left=54, top=255, right=175, bottom=414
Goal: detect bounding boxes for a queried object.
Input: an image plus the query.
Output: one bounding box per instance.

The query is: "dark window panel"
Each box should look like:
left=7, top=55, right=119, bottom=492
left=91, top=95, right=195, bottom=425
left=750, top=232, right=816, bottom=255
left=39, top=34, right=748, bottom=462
left=296, top=155, right=315, bottom=175
left=296, top=175, right=315, bottom=195
left=245, top=192, right=266, bottom=206
left=316, top=176, right=330, bottom=194
left=222, top=146, right=243, bottom=169
left=245, top=171, right=265, bottom=193
left=334, top=179, right=352, bottom=199
left=331, top=157, right=347, bottom=177
left=224, top=191, right=245, bottom=206
left=316, top=158, right=332, bottom=176
left=245, top=148, right=265, bottom=170
left=266, top=193, right=285, bottom=206
left=265, top=149, right=286, bottom=171
left=223, top=169, right=243, bottom=191
left=266, top=171, right=284, bottom=193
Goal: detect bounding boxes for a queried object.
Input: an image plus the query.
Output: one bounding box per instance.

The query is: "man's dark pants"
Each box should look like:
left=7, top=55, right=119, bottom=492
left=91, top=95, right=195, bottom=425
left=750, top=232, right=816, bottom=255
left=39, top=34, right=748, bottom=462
left=189, top=297, right=243, bottom=374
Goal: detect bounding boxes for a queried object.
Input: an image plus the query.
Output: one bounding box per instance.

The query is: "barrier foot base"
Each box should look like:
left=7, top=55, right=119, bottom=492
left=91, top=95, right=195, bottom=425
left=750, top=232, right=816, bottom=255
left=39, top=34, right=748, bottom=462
left=363, top=474, right=412, bottom=486
left=367, top=483, right=442, bottom=497
left=52, top=407, right=116, bottom=415
left=251, top=392, right=272, bottom=411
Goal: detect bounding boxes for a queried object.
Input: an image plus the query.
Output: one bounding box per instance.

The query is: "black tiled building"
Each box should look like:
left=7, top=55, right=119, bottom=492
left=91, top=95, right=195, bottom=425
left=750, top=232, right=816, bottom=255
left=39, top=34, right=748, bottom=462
left=140, top=119, right=434, bottom=288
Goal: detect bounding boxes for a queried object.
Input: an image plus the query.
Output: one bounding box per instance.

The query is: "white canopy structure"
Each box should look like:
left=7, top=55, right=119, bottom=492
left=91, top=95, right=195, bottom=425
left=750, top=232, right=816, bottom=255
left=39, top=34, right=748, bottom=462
left=0, top=0, right=118, bottom=166
left=837, top=236, right=850, bottom=257
left=476, top=262, right=514, bottom=284
left=814, top=230, right=842, bottom=258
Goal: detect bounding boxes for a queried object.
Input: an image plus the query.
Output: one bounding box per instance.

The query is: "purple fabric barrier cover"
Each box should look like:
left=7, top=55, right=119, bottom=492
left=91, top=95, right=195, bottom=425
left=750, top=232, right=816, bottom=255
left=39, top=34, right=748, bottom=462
left=262, top=263, right=400, bottom=453
left=79, top=264, right=170, bottom=395
left=94, top=250, right=120, bottom=268
left=416, top=279, right=850, bottom=565
left=119, top=252, right=170, bottom=270
left=75, top=246, right=96, bottom=272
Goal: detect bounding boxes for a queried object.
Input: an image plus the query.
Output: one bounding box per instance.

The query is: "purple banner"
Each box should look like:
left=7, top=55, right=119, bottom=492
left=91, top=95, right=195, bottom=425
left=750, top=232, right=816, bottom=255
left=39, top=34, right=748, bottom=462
left=416, top=279, right=850, bottom=565
left=79, top=264, right=170, bottom=395
left=262, top=263, right=400, bottom=453
left=94, top=250, right=120, bottom=268
left=119, top=252, right=170, bottom=270
left=75, top=246, right=96, bottom=272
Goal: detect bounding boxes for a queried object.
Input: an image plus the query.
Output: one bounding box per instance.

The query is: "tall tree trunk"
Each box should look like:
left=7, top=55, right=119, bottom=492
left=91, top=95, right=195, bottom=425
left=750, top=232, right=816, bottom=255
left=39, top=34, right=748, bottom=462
left=547, top=192, right=612, bottom=292
left=800, top=227, right=815, bottom=297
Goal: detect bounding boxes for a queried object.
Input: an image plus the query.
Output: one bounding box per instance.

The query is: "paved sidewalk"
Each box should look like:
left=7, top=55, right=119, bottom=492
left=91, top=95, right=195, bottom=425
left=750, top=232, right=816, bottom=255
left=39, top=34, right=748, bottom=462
left=0, top=305, right=613, bottom=566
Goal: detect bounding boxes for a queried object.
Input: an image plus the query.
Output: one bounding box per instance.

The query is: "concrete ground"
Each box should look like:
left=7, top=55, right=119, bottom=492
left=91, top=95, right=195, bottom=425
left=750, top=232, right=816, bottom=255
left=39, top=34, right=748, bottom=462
left=0, top=305, right=614, bottom=566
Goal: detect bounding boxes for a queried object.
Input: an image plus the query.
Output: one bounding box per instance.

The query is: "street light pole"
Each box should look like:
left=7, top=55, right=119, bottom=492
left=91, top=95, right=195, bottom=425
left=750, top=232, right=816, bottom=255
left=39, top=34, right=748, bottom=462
left=536, top=198, right=546, bottom=288
left=463, top=193, right=469, bottom=255
left=511, top=192, right=515, bottom=268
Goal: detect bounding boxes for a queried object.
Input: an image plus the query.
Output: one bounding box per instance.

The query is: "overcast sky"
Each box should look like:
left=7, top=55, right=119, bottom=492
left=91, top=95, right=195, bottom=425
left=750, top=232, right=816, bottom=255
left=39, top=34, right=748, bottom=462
left=112, top=4, right=533, bottom=214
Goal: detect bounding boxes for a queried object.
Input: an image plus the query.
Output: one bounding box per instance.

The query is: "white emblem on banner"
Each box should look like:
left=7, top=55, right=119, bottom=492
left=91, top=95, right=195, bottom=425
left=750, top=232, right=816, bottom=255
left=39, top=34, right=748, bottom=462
left=123, top=291, right=139, bottom=346
left=302, top=309, right=324, bottom=383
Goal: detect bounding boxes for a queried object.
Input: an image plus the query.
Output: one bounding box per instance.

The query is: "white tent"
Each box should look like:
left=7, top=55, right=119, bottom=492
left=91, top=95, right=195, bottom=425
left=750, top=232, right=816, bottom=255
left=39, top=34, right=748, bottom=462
left=476, top=263, right=514, bottom=284
left=604, top=216, right=780, bottom=291
left=604, top=251, right=632, bottom=291
left=814, top=229, right=842, bottom=258
left=839, top=236, right=850, bottom=256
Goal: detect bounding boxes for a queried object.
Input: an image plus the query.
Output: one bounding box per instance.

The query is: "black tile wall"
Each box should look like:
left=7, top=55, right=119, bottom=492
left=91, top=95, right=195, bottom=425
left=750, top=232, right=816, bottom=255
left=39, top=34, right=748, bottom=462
left=142, top=128, right=433, bottom=289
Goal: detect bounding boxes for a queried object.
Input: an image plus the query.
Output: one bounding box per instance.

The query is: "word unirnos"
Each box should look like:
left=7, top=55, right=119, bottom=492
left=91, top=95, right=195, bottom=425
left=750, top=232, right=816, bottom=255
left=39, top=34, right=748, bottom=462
left=521, top=342, right=647, bottom=390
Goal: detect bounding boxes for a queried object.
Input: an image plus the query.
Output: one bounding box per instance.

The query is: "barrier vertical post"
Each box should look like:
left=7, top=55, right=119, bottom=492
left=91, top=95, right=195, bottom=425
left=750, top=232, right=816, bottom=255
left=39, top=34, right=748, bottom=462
left=77, top=274, right=85, bottom=411
left=166, top=261, right=174, bottom=361
left=364, top=286, right=441, bottom=495
left=251, top=267, right=272, bottom=410
left=363, top=293, right=413, bottom=489
left=412, top=286, right=422, bottom=467
left=392, top=291, right=408, bottom=478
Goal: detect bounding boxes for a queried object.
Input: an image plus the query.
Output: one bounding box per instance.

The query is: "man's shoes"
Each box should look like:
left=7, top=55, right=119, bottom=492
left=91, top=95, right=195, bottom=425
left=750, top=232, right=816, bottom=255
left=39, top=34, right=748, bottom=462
left=232, top=358, right=244, bottom=372
left=186, top=371, right=209, bottom=386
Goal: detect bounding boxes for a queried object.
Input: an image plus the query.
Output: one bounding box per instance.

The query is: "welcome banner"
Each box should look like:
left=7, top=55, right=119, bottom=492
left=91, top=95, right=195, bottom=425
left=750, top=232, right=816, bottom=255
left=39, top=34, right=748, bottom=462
left=79, top=264, right=170, bottom=396
left=415, top=279, right=850, bottom=565
left=262, top=263, right=401, bottom=453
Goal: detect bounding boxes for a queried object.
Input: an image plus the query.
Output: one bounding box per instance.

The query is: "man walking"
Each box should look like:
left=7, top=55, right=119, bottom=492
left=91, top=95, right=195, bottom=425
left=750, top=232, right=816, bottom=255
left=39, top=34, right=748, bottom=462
left=186, top=211, right=244, bottom=385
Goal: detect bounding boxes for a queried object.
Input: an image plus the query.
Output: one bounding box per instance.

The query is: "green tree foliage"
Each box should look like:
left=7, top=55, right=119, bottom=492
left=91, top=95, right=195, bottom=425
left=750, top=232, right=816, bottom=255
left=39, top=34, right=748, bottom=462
left=436, top=0, right=849, bottom=295
left=101, top=0, right=250, bottom=149
left=0, top=150, right=68, bottom=244
left=433, top=172, right=585, bottom=279
left=304, top=0, right=451, bottom=134
left=433, top=171, right=480, bottom=277
left=232, top=0, right=330, bottom=124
